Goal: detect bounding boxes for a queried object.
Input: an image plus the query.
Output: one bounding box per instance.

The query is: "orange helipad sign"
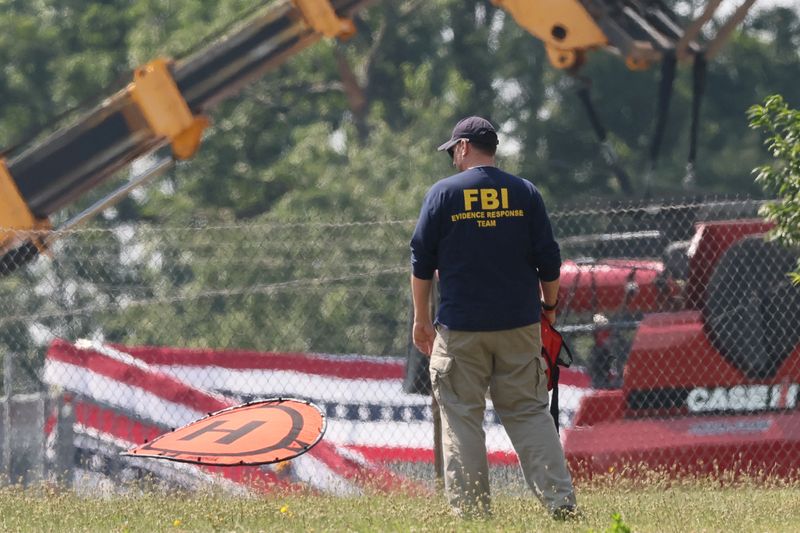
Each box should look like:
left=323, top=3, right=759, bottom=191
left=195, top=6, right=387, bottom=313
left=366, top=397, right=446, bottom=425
left=123, top=399, right=326, bottom=466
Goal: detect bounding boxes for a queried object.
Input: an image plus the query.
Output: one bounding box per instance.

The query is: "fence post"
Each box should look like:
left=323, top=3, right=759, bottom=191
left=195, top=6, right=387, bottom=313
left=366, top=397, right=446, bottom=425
left=1, top=353, right=46, bottom=486
left=1, top=352, right=12, bottom=482
left=52, top=395, right=75, bottom=487
left=8, top=393, right=45, bottom=485
left=428, top=279, right=443, bottom=486
left=431, top=394, right=443, bottom=489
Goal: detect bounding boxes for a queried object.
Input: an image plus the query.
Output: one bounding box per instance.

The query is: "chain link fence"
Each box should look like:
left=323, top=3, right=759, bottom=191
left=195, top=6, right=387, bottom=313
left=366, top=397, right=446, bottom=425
left=1, top=198, right=799, bottom=492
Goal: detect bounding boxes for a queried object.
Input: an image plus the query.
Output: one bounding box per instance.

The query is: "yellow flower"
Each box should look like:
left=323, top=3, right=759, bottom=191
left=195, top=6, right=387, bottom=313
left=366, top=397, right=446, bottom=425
left=173, top=519, right=182, bottom=527
left=280, top=505, right=289, bottom=514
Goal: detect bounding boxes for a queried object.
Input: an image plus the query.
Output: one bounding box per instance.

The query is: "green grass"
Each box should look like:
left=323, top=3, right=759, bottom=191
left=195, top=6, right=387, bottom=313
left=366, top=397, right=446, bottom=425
left=1, top=478, right=799, bottom=532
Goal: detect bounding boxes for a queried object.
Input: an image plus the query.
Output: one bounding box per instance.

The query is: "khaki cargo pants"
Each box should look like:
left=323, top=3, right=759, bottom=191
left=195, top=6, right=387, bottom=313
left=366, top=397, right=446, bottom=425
left=429, top=323, right=576, bottom=516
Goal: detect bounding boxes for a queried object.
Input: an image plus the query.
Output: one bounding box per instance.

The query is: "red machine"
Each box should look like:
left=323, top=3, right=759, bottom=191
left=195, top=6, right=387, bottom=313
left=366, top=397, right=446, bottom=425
left=562, top=219, right=800, bottom=478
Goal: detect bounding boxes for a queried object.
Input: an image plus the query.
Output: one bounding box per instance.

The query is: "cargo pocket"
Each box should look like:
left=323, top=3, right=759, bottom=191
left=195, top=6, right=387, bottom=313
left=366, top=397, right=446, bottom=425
left=429, top=352, right=454, bottom=379
left=429, top=329, right=454, bottom=388
left=534, top=354, right=549, bottom=400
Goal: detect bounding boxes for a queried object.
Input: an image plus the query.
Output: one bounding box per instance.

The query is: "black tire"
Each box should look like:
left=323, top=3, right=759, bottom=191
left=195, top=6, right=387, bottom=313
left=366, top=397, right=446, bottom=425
left=704, top=236, right=800, bottom=379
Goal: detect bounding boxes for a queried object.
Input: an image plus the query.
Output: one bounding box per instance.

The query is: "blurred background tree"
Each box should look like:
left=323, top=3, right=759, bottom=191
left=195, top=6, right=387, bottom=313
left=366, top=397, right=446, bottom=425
left=749, top=94, right=800, bottom=284
left=0, top=0, right=798, bottom=359
left=3, top=0, right=798, bottom=218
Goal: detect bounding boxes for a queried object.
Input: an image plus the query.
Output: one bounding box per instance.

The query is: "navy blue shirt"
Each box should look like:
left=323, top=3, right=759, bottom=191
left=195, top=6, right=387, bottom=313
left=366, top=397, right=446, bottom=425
left=410, top=166, right=561, bottom=331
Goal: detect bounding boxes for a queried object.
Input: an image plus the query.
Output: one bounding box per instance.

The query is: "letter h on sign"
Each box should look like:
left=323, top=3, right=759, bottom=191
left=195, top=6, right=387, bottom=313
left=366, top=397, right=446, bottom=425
left=179, top=419, right=265, bottom=445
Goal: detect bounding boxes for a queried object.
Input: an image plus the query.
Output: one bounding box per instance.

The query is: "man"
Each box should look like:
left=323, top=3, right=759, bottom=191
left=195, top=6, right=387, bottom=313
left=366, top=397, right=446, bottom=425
left=410, top=116, right=577, bottom=519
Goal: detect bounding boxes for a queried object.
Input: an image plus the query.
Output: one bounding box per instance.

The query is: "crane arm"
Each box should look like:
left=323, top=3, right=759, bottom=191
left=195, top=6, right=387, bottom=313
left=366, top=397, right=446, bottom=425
left=0, top=0, right=372, bottom=274
left=497, top=0, right=755, bottom=70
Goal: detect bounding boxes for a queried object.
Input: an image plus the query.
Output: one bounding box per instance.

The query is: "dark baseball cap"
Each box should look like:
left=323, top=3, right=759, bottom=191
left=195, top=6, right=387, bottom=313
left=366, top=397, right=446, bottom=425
left=437, top=116, right=499, bottom=152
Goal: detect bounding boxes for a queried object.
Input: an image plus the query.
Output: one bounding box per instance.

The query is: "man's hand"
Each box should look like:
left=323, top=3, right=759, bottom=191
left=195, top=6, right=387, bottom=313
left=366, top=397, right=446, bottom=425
left=543, top=309, right=556, bottom=325
left=411, top=275, right=435, bottom=356
left=413, top=320, right=436, bottom=356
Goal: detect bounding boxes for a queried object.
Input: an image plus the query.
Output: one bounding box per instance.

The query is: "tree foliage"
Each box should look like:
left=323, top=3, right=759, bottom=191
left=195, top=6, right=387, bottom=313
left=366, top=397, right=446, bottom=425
left=0, top=0, right=799, bottom=366
left=748, top=94, right=800, bottom=284
left=1, top=1, right=798, bottom=215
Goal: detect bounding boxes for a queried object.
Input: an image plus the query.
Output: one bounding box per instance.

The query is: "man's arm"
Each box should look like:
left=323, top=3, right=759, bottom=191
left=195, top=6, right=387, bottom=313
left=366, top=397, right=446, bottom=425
left=529, top=188, right=561, bottom=323
left=541, top=278, right=559, bottom=324
left=410, top=186, right=441, bottom=356
left=411, top=274, right=436, bottom=356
